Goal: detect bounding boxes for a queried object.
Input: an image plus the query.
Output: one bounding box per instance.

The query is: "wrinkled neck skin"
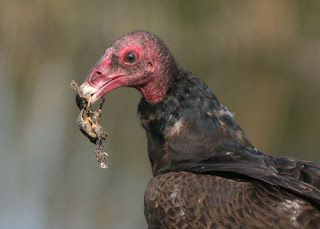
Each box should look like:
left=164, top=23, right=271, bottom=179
left=138, top=75, right=168, bottom=104
left=138, top=53, right=179, bottom=105
left=138, top=70, right=254, bottom=176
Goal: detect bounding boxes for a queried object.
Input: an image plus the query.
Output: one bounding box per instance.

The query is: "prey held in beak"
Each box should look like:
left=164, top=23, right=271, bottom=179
left=70, top=80, right=109, bottom=168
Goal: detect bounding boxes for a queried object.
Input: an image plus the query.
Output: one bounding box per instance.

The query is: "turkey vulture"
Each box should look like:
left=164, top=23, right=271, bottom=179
left=77, top=31, right=320, bottom=228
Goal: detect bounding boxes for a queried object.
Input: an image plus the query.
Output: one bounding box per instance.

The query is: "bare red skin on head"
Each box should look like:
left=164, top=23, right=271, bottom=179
left=80, top=31, right=177, bottom=105
left=137, top=73, right=168, bottom=104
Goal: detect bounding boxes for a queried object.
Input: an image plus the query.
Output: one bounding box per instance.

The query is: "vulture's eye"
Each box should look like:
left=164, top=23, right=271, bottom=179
left=124, top=52, right=137, bottom=64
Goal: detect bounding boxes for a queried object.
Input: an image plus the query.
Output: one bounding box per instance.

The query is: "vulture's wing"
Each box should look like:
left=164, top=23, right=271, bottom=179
left=159, top=118, right=320, bottom=206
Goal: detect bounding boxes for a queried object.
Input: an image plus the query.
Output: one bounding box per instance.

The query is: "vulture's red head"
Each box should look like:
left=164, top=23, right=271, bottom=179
left=79, top=31, right=178, bottom=105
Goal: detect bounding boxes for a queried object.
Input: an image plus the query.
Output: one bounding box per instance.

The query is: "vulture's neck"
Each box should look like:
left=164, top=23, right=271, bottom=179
left=138, top=70, right=253, bottom=176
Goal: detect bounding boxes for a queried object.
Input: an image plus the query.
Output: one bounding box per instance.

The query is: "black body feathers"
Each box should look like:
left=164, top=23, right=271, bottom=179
left=139, top=70, right=320, bottom=228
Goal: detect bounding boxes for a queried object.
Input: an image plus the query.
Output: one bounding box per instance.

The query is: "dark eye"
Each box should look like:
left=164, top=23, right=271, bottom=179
left=124, top=52, right=137, bottom=64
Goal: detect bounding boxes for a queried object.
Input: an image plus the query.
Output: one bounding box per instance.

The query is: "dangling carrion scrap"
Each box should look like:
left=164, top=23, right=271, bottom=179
left=70, top=80, right=109, bottom=168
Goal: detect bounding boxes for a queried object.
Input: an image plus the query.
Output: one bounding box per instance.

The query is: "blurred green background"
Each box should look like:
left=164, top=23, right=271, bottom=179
left=1, top=0, right=320, bottom=228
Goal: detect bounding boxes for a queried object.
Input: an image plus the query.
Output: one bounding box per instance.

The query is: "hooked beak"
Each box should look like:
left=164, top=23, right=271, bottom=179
left=78, top=55, right=127, bottom=105
left=79, top=75, right=126, bottom=105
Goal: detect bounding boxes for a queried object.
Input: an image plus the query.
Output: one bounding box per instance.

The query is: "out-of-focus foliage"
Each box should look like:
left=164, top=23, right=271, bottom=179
left=1, top=0, right=320, bottom=228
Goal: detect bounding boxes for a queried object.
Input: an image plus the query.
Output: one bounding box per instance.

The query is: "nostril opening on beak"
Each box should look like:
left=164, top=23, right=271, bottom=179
left=95, top=70, right=103, bottom=75
left=90, top=70, right=103, bottom=82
